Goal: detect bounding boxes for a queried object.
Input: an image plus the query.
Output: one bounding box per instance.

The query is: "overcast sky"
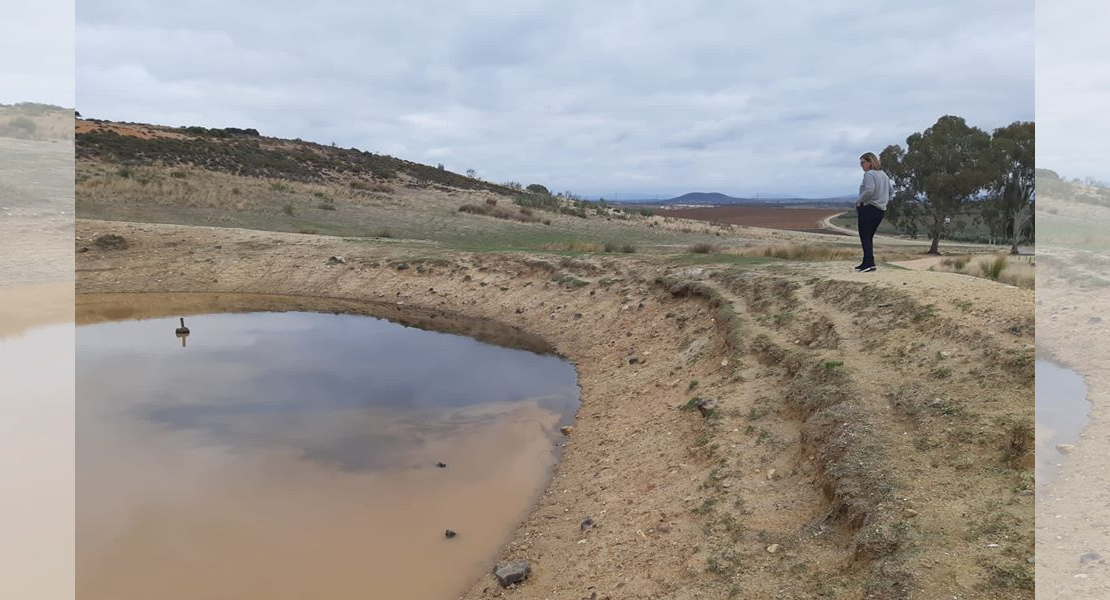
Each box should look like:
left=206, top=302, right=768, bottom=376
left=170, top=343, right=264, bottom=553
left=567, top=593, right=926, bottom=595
left=74, top=1, right=1036, bottom=198
left=0, top=0, right=74, bottom=108
left=1036, top=1, right=1110, bottom=185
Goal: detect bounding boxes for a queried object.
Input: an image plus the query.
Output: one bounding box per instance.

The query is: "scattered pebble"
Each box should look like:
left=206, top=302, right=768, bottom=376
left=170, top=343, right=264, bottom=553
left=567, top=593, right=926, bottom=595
left=560, top=426, right=574, bottom=436
left=445, top=529, right=457, bottom=539
left=766, top=544, right=780, bottom=554
left=493, top=559, right=531, bottom=588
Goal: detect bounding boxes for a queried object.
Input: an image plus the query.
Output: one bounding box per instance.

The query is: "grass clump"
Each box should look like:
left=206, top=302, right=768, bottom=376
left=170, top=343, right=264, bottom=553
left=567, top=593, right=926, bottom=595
left=93, top=234, right=128, bottom=249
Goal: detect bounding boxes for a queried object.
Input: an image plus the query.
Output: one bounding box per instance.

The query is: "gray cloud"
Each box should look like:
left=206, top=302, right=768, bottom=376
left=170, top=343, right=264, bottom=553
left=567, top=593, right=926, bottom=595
left=1, top=0, right=74, bottom=107
left=1036, top=1, right=1110, bottom=183
left=77, top=1, right=1033, bottom=197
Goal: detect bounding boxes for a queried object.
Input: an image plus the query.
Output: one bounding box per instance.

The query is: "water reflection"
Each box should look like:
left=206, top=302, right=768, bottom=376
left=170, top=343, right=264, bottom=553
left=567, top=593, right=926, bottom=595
left=77, top=306, right=579, bottom=600
left=1035, top=356, right=1090, bottom=496
left=174, top=317, right=190, bottom=347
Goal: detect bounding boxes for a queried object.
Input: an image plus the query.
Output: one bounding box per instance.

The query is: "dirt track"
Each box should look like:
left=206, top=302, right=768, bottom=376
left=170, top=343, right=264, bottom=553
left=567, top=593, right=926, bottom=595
left=73, top=218, right=1034, bottom=599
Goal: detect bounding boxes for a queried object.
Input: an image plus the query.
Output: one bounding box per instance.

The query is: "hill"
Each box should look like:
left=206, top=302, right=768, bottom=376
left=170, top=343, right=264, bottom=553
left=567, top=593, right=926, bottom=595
left=0, top=103, right=75, bottom=141
left=657, top=191, right=856, bottom=208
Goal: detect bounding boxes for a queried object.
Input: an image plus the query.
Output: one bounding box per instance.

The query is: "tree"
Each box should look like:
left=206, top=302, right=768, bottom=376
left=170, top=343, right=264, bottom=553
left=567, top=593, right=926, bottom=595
left=882, top=115, right=994, bottom=254
left=983, top=122, right=1034, bottom=254
left=465, top=168, right=477, bottom=178
left=526, top=183, right=550, bottom=195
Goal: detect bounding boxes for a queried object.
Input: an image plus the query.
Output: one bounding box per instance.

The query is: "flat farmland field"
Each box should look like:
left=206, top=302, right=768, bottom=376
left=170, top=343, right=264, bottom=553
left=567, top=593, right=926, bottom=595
left=653, top=205, right=849, bottom=234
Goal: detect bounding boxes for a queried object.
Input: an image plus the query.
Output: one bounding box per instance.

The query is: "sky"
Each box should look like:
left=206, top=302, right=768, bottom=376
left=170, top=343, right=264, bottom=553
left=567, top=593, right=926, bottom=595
left=72, top=2, right=1038, bottom=198
left=1036, top=1, right=1110, bottom=185
left=0, top=0, right=75, bottom=108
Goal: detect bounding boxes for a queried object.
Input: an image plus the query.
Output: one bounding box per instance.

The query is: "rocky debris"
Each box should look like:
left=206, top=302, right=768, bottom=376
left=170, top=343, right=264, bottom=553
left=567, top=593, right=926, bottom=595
left=695, top=397, right=718, bottom=417
left=560, top=426, right=574, bottom=436
left=492, top=559, right=531, bottom=588
left=580, top=517, right=595, bottom=531
left=445, top=529, right=457, bottom=539
left=326, top=255, right=347, bottom=265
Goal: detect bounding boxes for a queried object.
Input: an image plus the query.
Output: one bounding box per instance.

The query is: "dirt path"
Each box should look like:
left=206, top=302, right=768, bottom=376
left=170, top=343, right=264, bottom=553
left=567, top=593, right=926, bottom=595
left=1034, top=250, right=1110, bottom=599
left=74, top=219, right=1034, bottom=599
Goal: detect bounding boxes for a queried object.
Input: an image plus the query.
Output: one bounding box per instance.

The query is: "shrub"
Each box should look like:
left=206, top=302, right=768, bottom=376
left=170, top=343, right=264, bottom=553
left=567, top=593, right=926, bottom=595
left=621, top=245, right=636, bottom=253
left=282, top=204, right=295, bottom=216
left=984, top=255, right=1008, bottom=280
left=93, top=234, right=128, bottom=249
left=690, top=243, right=715, bottom=254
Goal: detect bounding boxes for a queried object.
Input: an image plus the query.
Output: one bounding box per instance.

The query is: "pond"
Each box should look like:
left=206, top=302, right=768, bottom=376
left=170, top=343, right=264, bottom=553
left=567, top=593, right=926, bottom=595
left=76, top=294, right=579, bottom=600
left=1035, top=354, right=1090, bottom=497
left=0, top=322, right=75, bottom=600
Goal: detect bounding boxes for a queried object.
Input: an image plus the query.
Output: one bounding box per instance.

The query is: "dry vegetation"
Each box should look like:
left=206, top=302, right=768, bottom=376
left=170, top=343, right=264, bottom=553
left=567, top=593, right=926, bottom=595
left=0, top=103, right=75, bottom=141
left=928, top=254, right=1035, bottom=289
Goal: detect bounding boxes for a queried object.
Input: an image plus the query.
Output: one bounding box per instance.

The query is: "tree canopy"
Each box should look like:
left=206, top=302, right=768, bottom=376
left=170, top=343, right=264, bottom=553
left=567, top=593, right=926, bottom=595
left=882, top=115, right=1000, bottom=254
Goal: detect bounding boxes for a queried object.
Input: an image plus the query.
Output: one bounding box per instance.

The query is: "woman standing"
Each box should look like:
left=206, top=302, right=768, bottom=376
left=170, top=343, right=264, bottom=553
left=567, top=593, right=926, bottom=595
left=855, top=152, right=892, bottom=272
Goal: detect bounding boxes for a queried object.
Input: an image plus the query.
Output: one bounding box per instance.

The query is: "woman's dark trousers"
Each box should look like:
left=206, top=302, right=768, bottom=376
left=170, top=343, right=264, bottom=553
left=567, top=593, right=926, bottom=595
left=857, top=204, right=885, bottom=267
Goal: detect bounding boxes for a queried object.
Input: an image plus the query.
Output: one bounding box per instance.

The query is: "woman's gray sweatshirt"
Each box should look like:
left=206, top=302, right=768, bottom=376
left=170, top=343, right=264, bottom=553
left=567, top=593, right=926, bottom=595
left=859, top=170, right=892, bottom=211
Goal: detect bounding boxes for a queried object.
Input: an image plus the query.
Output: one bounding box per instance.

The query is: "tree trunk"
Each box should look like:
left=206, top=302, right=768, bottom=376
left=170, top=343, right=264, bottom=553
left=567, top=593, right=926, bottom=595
left=928, top=231, right=940, bottom=254
left=928, top=216, right=942, bottom=254
left=1010, top=204, right=1032, bottom=255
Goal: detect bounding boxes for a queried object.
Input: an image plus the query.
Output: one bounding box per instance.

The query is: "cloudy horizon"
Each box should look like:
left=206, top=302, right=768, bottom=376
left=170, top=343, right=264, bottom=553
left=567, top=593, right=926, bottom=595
left=76, top=1, right=1034, bottom=198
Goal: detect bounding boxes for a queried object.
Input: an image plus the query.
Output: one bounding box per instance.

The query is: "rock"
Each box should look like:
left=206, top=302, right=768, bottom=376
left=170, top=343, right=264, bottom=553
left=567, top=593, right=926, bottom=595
left=516, top=307, right=524, bottom=314
left=766, top=544, right=780, bottom=554
left=326, top=255, right=347, bottom=265
left=560, top=426, right=574, bottom=436
left=628, top=356, right=641, bottom=365
left=445, top=529, right=457, bottom=538
left=436, top=462, right=447, bottom=468
left=1057, top=444, right=1077, bottom=455
left=766, top=468, right=776, bottom=481
left=492, top=559, right=531, bottom=588
left=580, top=517, right=595, bottom=531
left=696, top=397, right=718, bottom=417
left=904, top=509, right=919, bottom=518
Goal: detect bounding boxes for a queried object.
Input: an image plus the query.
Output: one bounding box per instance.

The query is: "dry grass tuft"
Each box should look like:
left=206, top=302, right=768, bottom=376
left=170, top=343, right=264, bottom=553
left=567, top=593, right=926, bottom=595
left=931, top=255, right=1034, bottom=289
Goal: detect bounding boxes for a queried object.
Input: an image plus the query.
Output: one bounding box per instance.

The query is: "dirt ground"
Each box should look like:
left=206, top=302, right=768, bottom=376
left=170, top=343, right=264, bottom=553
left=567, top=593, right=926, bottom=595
left=1033, top=248, right=1110, bottom=599
left=73, top=217, right=1034, bottom=599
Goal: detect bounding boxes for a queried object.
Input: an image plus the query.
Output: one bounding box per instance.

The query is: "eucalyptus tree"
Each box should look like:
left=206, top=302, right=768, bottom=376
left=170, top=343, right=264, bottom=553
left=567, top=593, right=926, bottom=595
left=982, top=121, right=1035, bottom=254
left=881, top=116, right=994, bottom=254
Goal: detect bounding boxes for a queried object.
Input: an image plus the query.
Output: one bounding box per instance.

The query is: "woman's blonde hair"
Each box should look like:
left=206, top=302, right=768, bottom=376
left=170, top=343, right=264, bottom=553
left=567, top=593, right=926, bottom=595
left=860, top=152, right=882, bottom=170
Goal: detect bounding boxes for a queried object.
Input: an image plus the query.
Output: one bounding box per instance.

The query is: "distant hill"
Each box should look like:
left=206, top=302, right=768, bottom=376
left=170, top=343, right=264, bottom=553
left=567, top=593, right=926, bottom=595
left=0, top=102, right=75, bottom=141
left=654, top=191, right=855, bottom=208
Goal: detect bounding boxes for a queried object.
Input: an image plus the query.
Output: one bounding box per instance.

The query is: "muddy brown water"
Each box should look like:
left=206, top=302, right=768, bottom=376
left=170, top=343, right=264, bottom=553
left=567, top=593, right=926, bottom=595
left=0, top=322, right=76, bottom=600
left=76, top=294, right=579, bottom=600
left=1035, top=355, right=1090, bottom=497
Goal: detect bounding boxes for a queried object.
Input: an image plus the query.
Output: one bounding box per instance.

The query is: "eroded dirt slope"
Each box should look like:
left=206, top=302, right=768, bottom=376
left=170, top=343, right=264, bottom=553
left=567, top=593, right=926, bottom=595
left=76, top=220, right=1033, bottom=599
